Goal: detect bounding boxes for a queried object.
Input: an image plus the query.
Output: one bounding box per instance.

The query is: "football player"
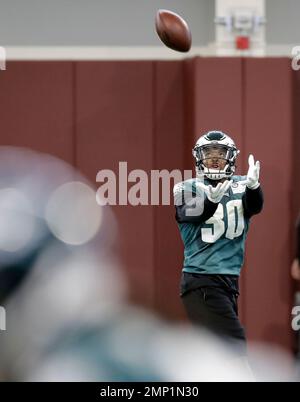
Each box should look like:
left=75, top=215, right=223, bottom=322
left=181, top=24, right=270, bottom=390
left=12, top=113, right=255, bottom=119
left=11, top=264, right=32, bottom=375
left=174, top=130, right=264, bottom=355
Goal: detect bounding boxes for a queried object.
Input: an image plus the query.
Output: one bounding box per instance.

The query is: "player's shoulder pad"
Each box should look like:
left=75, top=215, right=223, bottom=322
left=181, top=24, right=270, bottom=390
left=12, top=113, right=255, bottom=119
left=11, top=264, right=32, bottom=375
left=232, top=175, right=247, bottom=182
left=173, top=178, right=196, bottom=197
left=231, top=175, right=247, bottom=193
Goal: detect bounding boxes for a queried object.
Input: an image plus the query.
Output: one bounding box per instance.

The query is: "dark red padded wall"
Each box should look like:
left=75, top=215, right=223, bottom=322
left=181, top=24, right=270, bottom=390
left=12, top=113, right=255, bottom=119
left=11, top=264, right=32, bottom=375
left=244, top=58, right=293, bottom=349
left=75, top=61, right=155, bottom=308
left=0, top=62, right=74, bottom=163
left=292, top=69, right=300, bottom=353
left=153, top=61, right=186, bottom=319
left=193, top=57, right=244, bottom=148
left=292, top=70, right=300, bottom=231
left=183, top=57, right=196, bottom=171
left=0, top=58, right=296, bottom=352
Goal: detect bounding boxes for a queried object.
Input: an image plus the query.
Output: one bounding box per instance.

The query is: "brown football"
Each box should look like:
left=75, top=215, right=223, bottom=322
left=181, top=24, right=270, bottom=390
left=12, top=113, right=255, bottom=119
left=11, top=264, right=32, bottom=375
left=155, top=9, right=192, bottom=52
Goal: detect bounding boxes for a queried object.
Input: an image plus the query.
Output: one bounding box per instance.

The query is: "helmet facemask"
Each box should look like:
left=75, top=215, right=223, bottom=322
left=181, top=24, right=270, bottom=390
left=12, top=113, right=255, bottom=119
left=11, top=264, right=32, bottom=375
left=193, top=144, right=238, bottom=180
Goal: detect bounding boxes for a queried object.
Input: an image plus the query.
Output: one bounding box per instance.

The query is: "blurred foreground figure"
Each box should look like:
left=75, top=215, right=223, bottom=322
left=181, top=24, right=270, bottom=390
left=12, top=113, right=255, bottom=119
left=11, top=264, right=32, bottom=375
left=0, top=147, right=296, bottom=382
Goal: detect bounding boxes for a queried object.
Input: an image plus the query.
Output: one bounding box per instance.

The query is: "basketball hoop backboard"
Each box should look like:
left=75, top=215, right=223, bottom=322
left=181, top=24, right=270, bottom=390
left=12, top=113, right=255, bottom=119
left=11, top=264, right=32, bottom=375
left=215, top=0, right=266, bottom=56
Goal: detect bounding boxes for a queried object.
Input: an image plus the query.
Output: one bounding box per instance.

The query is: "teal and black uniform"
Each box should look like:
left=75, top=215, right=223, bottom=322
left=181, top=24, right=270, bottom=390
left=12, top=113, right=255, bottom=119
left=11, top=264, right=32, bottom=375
left=174, top=175, right=264, bottom=351
left=175, top=175, right=262, bottom=277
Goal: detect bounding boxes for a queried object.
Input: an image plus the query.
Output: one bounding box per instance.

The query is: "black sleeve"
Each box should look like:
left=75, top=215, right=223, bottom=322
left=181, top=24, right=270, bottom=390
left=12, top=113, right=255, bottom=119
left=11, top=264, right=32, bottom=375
left=242, top=185, right=264, bottom=219
left=175, top=193, right=218, bottom=223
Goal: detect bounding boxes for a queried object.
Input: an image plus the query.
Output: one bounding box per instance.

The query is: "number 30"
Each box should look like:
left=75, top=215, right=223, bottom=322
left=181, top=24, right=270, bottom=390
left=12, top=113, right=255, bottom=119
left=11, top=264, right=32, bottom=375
left=201, top=200, right=244, bottom=243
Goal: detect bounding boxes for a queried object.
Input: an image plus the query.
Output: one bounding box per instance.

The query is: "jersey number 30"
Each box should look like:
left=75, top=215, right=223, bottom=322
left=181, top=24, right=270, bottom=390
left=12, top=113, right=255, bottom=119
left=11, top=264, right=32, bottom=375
left=201, top=200, right=244, bottom=243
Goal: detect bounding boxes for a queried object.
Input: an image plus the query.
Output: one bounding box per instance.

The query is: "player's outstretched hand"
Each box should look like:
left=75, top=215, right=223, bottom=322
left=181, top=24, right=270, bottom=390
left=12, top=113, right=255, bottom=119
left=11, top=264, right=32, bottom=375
left=244, top=154, right=260, bottom=189
left=196, top=179, right=232, bottom=204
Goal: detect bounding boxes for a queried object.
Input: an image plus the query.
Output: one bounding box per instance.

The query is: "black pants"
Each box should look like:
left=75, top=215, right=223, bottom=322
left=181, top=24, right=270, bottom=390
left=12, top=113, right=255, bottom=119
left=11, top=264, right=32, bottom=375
left=181, top=274, right=247, bottom=355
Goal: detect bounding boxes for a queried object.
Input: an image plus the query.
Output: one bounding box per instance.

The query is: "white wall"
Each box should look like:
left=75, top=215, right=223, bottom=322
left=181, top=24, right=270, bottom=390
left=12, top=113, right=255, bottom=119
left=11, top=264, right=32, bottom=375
left=266, top=0, right=300, bottom=44
left=0, top=0, right=214, bottom=46
left=0, top=0, right=299, bottom=49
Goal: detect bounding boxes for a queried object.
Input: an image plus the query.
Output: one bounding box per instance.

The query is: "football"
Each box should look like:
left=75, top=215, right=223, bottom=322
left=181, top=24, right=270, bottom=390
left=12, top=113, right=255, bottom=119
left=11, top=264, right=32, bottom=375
left=155, top=9, right=192, bottom=52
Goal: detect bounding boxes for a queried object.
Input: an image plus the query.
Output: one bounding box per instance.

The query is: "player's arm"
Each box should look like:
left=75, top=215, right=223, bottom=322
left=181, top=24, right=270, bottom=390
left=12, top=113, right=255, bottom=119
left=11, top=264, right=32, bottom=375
left=291, top=259, right=300, bottom=280
left=241, top=154, right=264, bottom=218
left=291, top=217, right=300, bottom=280
left=297, top=216, right=300, bottom=261
left=174, top=180, right=231, bottom=223
left=175, top=191, right=218, bottom=223
left=242, top=186, right=264, bottom=218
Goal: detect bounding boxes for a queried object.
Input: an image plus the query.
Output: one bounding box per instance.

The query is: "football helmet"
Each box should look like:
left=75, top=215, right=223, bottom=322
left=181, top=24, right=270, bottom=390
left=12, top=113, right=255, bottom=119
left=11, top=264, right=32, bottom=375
left=192, top=130, right=239, bottom=180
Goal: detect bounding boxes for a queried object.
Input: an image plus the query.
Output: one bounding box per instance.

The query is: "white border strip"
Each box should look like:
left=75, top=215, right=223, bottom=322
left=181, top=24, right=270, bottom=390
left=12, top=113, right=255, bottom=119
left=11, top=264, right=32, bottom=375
left=4, top=45, right=295, bottom=60
left=5, top=46, right=202, bottom=61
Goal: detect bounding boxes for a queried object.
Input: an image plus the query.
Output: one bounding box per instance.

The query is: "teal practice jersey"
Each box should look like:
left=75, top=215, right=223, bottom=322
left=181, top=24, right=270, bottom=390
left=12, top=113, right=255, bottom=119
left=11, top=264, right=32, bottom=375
left=174, top=176, right=250, bottom=276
